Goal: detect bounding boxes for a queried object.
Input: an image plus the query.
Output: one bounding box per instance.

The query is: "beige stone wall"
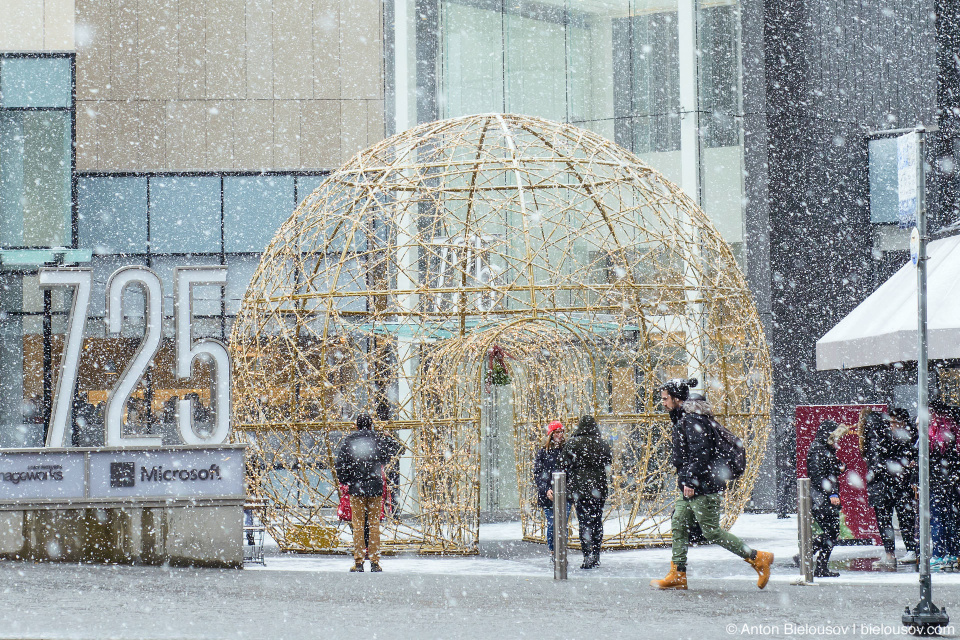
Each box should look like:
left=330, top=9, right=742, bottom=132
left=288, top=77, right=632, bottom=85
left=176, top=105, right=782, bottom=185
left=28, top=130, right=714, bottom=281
left=75, top=0, right=385, bottom=172
left=0, top=0, right=75, bottom=51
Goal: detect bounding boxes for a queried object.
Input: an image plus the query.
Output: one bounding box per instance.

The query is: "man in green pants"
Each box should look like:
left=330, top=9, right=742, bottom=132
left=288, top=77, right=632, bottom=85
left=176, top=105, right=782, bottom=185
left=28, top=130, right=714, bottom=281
left=650, top=378, right=773, bottom=590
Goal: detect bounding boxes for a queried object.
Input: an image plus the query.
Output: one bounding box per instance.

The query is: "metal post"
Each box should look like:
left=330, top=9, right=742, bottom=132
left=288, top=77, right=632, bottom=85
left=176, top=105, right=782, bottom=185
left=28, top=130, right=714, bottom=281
left=797, top=478, right=814, bottom=584
left=553, top=471, right=568, bottom=580
left=42, top=287, right=53, bottom=440
left=903, top=125, right=949, bottom=632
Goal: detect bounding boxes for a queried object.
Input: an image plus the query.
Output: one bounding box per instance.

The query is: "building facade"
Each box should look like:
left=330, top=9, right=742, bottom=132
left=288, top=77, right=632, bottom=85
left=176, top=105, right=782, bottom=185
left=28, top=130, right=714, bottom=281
left=4, top=0, right=957, bottom=511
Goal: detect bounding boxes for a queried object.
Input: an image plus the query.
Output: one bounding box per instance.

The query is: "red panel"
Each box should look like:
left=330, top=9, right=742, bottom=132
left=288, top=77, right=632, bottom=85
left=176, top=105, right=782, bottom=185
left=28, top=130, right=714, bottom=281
left=796, top=404, right=884, bottom=545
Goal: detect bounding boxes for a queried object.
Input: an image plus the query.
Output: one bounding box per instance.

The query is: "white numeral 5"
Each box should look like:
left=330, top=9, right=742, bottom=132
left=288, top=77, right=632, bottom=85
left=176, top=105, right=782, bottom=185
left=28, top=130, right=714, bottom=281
left=174, top=266, right=231, bottom=445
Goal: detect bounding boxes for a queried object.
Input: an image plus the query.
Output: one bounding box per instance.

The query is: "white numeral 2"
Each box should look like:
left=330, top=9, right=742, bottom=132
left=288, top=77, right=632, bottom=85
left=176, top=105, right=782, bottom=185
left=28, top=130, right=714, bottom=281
left=105, top=267, right=163, bottom=447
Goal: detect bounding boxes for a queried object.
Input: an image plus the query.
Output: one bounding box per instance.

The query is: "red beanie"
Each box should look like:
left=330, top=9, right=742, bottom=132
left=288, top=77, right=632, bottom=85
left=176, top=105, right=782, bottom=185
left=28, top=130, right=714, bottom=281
left=547, top=420, right=564, bottom=433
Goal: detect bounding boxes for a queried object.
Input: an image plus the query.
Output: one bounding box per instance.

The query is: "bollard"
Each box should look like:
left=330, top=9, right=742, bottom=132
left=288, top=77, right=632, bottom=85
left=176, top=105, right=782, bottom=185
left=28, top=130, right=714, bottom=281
left=797, top=477, right=814, bottom=584
left=553, top=471, right=568, bottom=580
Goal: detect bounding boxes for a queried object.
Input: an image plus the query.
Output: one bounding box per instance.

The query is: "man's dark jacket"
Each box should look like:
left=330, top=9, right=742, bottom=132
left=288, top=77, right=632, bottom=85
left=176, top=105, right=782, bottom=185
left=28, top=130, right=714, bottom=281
left=862, top=412, right=917, bottom=502
left=560, top=416, right=612, bottom=501
left=806, top=420, right=843, bottom=510
left=335, top=428, right=401, bottom=497
left=671, top=398, right=726, bottom=496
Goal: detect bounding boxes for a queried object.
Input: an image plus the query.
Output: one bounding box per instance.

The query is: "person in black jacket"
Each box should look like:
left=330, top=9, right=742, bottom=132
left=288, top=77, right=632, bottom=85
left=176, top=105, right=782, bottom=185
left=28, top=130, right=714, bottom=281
left=533, top=420, right=571, bottom=556
left=334, top=413, right=402, bottom=572
left=806, top=419, right=847, bottom=578
left=651, top=380, right=773, bottom=591
left=560, top=415, right=612, bottom=569
left=859, top=407, right=917, bottom=568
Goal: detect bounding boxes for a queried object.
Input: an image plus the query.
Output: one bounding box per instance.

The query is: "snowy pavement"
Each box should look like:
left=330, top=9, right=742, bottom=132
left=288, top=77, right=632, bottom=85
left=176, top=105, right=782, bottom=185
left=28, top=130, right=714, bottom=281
left=252, top=513, right=960, bottom=587
left=2, top=513, right=959, bottom=640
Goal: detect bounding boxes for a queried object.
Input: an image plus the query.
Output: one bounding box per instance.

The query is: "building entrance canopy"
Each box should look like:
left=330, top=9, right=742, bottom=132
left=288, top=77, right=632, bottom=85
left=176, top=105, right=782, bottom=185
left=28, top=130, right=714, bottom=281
left=816, top=234, right=960, bottom=370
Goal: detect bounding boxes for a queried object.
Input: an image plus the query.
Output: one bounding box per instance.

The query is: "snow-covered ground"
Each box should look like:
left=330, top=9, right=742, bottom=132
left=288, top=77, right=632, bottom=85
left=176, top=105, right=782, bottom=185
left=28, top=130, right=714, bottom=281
left=3, top=513, right=958, bottom=640
left=249, top=512, right=960, bottom=588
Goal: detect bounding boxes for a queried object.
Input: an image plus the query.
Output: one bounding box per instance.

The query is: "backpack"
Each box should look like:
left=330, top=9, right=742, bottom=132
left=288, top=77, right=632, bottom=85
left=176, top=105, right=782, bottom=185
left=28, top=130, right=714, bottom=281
left=707, top=417, right=746, bottom=483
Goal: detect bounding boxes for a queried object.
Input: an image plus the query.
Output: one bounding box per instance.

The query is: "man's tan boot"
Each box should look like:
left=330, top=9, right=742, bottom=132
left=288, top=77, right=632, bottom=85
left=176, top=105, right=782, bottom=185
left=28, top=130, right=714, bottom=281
left=649, top=562, right=687, bottom=590
left=746, top=551, right=773, bottom=589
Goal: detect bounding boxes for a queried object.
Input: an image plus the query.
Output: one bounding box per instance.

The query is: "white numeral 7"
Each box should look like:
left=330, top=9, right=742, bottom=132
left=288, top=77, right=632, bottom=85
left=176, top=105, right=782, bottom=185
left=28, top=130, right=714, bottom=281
left=174, top=266, right=231, bottom=445
left=38, top=268, right=92, bottom=448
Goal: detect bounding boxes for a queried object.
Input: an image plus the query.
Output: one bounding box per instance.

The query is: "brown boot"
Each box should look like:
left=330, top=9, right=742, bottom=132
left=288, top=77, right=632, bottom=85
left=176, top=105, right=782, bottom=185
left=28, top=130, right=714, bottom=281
left=746, top=550, right=773, bottom=589
left=650, top=562, right=687, bottom=590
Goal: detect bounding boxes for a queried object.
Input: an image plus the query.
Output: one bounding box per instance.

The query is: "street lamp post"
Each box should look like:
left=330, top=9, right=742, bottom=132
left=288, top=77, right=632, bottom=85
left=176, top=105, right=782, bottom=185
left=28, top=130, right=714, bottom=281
left=902, top=125, right=949, bottom=634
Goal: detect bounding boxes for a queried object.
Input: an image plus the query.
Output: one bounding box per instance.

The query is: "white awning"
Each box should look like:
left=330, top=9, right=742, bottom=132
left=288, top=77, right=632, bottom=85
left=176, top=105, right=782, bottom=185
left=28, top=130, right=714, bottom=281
left=816, top=234, right=960, bottom=370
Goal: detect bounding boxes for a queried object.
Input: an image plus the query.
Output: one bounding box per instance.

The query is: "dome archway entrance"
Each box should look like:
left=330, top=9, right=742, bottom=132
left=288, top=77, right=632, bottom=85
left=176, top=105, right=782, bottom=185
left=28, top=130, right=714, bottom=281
left=230, top=114, right=772, bottom=555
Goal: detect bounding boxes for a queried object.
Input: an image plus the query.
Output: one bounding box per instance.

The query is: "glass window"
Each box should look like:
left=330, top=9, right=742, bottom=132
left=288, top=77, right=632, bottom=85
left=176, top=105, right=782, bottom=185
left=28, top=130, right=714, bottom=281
left=149, top=177, right=222, bottom=254
left=86, top=255, right=149, bottom=319
left=869, top=138, right=899, bottom=224
left=629, top=3, right=680, bottom=153
left=0, top=111, right=72, bottom=247
left=0, top=57, right=72, bottom=109
left=151, top=255, right=224, bottom=322
left=225, top=254, right=262, bottom=315
left=296, top=175, right=328, bottom=205
left=504, top=2, right=567, bottom=122
left=440, top=0, right=504, bottom=118
left=566, top=3, right=628, bottom=142
left=78, top=177, right=148, bottom=255
left=699, top=2, right=741, bottom=149
left=223, top=176, right=294, bottom=252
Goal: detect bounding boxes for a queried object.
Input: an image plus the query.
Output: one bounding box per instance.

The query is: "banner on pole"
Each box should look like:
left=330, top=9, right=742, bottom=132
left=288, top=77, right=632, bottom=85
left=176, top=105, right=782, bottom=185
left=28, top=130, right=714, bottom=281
left=898, top=132, right=919, bottom=228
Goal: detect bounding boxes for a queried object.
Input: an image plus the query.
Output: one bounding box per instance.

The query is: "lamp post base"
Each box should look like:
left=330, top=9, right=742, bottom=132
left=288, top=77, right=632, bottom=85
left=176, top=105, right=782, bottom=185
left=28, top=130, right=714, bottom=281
left=902, top=601, right=949, bottom=636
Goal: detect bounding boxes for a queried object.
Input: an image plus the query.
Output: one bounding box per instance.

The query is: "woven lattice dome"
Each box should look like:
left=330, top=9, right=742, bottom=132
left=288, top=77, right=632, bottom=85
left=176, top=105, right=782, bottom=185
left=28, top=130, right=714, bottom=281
left=230, top=114, right=771, bottom=554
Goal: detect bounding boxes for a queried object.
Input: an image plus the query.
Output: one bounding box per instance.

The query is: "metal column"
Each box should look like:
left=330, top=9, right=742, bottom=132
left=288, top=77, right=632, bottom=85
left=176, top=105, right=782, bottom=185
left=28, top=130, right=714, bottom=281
left=553, top=471, right=568, bottom=581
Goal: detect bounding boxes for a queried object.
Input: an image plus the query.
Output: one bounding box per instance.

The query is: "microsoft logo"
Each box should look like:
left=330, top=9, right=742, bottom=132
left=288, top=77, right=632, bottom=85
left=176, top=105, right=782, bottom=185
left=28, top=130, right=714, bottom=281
left=110, top=462, right=135, bottom=488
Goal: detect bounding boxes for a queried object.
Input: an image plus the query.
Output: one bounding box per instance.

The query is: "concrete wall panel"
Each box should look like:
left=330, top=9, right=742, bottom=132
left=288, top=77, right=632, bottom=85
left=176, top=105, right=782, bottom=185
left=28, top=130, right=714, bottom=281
left=178, top=0, right=207, bottom=99
left=313, top=0, right=340, bottom=99
left=340, top=0, right=381, bottom=99
left=138, top=0, right=180, bottom=100
left=366, top=98, right=384, bottom=147
left=301, top=99, right=340, bottom=169
left=98, top=101, right=140, bottom=169
left=75, top=102, right=99, bottom=170
left=0, top=0, right=44, bottom=50
left=207, top=0, right=246, bottom=99
left=245, top=0, right=274, bottom=99
left=273, top=0, right=314, bottom=98
left=166, top=101, right=209, bottom=169
left=76, top=0, right=111, bottom=100
left=206, top=101, right=237, bottom=169
left=110, top=0, right=140, bottom=100
left=234, top=100, right=274, bottom=168
left=274, top=100, right=302, bottom=168
left=75, top=0, right=385, bottom=171
left=138, top=101, right=167, bottom=170
left=45, top=0, right=76, bottom=49
left=340, top=99, right=367, bottom=162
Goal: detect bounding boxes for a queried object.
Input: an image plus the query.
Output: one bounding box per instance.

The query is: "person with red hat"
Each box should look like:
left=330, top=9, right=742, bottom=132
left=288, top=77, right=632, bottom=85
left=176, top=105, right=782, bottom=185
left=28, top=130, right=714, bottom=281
left=533, top=420, right=570, bottom=559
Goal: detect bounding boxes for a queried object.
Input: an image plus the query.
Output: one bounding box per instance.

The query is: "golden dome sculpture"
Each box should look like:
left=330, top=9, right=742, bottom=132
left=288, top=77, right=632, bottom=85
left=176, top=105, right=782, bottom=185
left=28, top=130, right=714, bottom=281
left=230, top=114, right=772, bottom=555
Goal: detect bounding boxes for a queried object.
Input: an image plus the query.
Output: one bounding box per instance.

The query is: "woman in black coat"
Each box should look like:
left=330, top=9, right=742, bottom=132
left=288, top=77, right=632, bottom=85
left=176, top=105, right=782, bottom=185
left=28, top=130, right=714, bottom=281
left=561, top=415, right=612, bottom=569
left=807, top=420, right=846, bottom=577
left=533, top=420, right=568, bottom=554
left=860, top=408, right=917, bottom=568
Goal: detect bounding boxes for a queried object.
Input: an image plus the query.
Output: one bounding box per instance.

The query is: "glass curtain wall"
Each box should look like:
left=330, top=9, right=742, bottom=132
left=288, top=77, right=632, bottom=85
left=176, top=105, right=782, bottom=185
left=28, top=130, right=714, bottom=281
left=433, top=0, right=745, bottom=253
left=0, top=54, right=75, bottom=447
